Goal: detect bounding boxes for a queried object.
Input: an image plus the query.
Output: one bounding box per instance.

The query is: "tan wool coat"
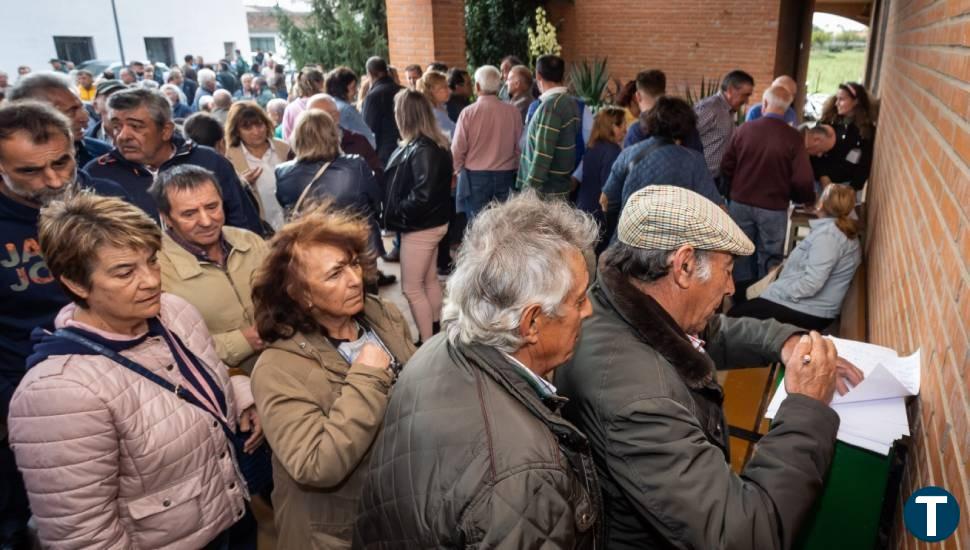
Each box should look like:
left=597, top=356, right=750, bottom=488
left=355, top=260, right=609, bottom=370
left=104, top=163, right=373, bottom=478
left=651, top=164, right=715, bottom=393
left=159, top=226, right=269, bottom=373
left=251, top=296, right=415, bottom=549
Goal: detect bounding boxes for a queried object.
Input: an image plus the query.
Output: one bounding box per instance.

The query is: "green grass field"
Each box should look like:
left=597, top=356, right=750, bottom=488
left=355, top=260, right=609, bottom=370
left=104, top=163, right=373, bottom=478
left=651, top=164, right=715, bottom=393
left=805, top=47, right=867, bottom=95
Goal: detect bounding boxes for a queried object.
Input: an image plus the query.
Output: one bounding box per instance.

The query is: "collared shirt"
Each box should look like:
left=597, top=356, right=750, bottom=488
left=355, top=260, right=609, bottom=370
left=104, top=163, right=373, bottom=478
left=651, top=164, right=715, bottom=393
left=166, top=228, right=232, bottom=268
left=433, top=105, right=456, bottom=141
left=501, top=352, right=558, bottom=398
left=451, top=95, right=523, bottom=173
left=694, top=92, right=736, bottom=177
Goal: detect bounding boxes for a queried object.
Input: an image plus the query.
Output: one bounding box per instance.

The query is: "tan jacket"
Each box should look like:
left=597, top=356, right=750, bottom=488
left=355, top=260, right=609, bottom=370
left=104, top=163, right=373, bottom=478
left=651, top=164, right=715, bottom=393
left=159, top=226, right=269, bottom=372
left=251, top=296, right=415, bottom=549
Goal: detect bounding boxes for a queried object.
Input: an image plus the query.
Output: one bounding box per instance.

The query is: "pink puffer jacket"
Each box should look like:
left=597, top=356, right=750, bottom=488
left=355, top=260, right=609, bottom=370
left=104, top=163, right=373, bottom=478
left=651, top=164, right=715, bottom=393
left=7, top=293, right=255, bottom=549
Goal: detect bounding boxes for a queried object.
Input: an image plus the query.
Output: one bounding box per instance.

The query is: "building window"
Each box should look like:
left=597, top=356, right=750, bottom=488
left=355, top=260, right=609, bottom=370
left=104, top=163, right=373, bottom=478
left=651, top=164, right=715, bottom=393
left=250, top=37, right=276, bottom=53
left=53, top=36, right=94, bottom=64
left=144, top=37, right=175, bottom=66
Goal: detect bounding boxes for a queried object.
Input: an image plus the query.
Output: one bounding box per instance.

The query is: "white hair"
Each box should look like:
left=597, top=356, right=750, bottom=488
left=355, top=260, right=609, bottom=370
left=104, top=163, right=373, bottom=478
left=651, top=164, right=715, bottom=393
left=199, top=95, right=214, bottom=111
left=306, top=93, right=337, bottom=110
left=474, top=65, right=502, bottom=95
left=266, top=97, right=287, bottom=116
left=442, top=191, right=599, bottom=353
left=197, top=68, right=216, bottom=85
left=763, top=85, right=793, bottom=112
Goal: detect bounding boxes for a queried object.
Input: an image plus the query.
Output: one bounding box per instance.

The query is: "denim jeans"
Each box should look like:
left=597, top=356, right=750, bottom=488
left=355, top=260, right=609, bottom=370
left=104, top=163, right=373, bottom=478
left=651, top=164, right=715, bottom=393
left=465, top=169, right=516, bottom=220
left=728, top=201, right=788, bottom=282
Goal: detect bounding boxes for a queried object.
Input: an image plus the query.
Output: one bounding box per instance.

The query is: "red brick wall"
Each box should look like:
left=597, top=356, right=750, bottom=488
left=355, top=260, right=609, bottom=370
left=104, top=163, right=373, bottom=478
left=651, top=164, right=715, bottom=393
left=865, top=1, right=970, bottom=548
left=546, top=0, right=783, bottom=105
left=386, top=0, right=466, bottom=70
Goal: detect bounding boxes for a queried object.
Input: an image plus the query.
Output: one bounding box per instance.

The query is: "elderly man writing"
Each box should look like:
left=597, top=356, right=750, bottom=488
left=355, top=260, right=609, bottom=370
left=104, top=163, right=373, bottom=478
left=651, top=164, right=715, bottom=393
left=557, top=185, right=863, bottom=549
left=355, top=192, right=603, bottom=548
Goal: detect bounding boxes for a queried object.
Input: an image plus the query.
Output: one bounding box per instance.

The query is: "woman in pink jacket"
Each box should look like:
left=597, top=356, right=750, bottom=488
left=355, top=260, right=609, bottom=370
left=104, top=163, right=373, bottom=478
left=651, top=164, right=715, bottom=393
left=7, top=194, right=263, bottom=549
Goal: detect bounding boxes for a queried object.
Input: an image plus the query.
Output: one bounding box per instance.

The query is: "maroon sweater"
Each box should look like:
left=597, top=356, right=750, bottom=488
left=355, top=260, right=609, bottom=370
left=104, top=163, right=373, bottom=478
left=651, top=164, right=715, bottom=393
left=720, top=115, right=815, bottom=210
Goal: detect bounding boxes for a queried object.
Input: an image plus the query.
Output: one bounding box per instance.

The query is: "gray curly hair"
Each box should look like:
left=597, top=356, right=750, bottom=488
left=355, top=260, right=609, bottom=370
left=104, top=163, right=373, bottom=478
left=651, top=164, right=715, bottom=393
left=442, top=191, right=599, bottom=353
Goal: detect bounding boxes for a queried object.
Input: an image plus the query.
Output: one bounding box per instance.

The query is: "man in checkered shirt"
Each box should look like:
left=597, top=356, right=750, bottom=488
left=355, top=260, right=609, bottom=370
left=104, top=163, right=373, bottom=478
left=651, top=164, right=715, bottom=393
left=693, top=70, right=755, bottom=191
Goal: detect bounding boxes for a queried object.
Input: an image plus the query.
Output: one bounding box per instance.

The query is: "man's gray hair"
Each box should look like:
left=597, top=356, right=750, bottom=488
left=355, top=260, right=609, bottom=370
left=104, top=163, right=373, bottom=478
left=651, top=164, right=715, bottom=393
left=474, top=65, right=502, bottom=95
left=7, top=72, right=73, bottom=102
left=442, top=191, right=599, bottom=353
left=107, top=88, right=172, bottom=128
left=601, top=241, right=711, bottom=283
left=266, top=98, right=287, bottom=116
left=197, top=68, right=216, bottom=85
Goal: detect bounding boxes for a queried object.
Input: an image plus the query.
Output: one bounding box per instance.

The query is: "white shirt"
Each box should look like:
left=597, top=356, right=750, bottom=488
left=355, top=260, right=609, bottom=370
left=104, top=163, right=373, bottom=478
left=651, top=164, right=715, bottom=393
left=242, top=144, right=285, bottom=230
left=501, top=352, right=558, bottom=396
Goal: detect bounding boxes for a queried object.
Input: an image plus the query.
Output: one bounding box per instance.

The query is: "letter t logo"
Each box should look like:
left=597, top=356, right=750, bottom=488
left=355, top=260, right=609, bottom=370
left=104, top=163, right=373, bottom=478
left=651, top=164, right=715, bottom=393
left=915, top=496, right=948, bottom=537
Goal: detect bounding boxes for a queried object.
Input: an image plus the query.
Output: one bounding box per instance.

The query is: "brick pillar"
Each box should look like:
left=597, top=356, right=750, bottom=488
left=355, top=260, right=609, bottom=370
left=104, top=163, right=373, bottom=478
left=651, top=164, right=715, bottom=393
left=386, top=0, right=466, bottom=70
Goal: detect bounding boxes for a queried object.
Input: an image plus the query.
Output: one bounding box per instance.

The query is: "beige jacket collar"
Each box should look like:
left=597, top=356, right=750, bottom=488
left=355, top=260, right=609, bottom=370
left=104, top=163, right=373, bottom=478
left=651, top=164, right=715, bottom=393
left=162, top=227, right=253, bottom=281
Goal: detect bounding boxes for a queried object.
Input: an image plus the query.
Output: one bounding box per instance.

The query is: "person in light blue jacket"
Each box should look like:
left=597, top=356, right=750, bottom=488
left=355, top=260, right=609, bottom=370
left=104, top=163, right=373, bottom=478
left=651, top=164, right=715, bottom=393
left=729, top=183, right=861, bottom=330
left=325, top=66, right=377, bottom=149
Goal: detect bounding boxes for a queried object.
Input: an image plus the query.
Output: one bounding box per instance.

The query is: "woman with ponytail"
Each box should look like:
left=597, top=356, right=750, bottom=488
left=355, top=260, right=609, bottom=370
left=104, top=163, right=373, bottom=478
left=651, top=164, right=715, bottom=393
left=729, top=183, right=862, bottom=330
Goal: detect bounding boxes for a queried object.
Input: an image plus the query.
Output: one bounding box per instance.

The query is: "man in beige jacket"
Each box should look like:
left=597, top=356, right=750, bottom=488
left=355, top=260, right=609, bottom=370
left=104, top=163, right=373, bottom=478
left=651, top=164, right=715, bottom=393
left=152, top=164, right=269, bottom=373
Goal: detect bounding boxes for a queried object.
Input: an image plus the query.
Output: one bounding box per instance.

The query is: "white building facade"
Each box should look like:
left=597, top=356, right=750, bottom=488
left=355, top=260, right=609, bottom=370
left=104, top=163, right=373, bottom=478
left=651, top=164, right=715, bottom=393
left=0, top=0, right=253, bottom=75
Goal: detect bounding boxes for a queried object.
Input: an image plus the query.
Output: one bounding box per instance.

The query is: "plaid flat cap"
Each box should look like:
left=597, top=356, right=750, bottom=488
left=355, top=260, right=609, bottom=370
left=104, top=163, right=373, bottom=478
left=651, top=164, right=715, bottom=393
left=618, top=185, right=755, bottom=255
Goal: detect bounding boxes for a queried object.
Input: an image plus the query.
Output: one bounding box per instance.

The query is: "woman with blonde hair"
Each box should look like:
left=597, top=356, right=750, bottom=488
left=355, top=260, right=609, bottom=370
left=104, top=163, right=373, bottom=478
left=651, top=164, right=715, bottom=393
left=383, top=89, right=453, bottom=343
left=225, top=101, right=292, bottom=230
left=416, top=70, right=455, bottom=139
left=9, top=194, right=262, bottom=548
left=250, top=202, right=415, bottom=549
left=274, top=109, right=384, bottom=254
left=729, top=183, right=862, bottom=330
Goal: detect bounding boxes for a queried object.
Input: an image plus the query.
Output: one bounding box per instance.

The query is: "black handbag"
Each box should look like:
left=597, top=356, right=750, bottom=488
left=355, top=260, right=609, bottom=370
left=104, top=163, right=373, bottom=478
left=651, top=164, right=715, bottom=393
left=53, top=328, right=274, bottom=495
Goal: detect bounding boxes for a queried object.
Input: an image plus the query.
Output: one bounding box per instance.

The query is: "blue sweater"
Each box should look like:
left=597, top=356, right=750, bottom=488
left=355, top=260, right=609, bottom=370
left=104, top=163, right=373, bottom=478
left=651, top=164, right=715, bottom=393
left=624, top=122, right=705, bottom=155
left=0, top=172, right=128, bottom=417
left=84, top=137, right=263, bottom=235
left=577, top=141, right=621, bottom=215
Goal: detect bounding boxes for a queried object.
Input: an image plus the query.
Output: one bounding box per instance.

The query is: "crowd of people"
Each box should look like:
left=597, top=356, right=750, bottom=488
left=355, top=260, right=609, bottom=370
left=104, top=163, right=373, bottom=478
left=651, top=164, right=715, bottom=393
left=0, top=47, right=879, bottom=549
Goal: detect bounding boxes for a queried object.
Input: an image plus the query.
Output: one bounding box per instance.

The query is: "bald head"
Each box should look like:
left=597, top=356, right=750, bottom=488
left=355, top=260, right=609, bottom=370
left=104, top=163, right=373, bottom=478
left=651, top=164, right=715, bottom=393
left=804, top=123, right=836, bottom=156
left=762, top=85, right=793, bottom=115
left=771, top=75, right=798, bottom=97
left=212, top=89, right=232, bottom=109
left=306, top=93, right=340, bottom=124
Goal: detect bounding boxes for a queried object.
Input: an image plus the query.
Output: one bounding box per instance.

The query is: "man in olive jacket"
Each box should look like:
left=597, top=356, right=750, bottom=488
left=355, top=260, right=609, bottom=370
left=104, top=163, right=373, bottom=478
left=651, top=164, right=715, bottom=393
left=354, top=193, right=603, bottom=548
left=556, top=185, right=863, bottom=549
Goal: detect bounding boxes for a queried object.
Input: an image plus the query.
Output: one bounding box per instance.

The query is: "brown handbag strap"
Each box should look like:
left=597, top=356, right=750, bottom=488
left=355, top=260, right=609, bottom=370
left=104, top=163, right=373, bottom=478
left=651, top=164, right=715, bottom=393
left=293, top=160, right=333, bottom=215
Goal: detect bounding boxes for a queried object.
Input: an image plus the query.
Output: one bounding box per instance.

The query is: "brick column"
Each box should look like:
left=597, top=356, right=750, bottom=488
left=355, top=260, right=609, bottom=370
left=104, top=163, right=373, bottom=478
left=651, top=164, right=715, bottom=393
left=386, top=0, right=466, bottom=69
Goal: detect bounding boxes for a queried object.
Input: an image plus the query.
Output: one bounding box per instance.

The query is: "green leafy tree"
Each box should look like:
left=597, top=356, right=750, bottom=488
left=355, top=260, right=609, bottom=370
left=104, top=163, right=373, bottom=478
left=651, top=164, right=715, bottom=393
left=812, top=26, right=832, bottom=49
left=465, top=0, right=544, bottom=68
left=276, top=0, right=388, bottom=75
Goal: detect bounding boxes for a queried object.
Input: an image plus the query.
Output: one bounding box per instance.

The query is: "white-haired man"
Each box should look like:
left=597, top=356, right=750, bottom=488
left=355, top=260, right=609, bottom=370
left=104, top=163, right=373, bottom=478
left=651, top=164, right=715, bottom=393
left=558, top=185, right=863, bottom=549
left=355, top=192, right=603, bottom=548
left=746, top=75, right=800, bottom=125
left=210, top=89, right=233, bottom=125
left=721, top=85, right=816, bottom=287
left=192, top=68, right=218, bottom=112
left=451, top=65, right=523, bottom=220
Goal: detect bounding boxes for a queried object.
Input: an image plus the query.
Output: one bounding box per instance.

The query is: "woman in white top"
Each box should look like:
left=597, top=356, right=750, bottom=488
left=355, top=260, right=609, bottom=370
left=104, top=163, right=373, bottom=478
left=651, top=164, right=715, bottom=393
left=225, top=101, right=292, bottom=231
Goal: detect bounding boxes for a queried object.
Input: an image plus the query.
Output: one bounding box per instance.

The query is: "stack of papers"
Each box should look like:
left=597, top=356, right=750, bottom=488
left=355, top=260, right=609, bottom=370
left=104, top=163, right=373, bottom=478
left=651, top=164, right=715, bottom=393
left=765, top=337, right=920, bottom=455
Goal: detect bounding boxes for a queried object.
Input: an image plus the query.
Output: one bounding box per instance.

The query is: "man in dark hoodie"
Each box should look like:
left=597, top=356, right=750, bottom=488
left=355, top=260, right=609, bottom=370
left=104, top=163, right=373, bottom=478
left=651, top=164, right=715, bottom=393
left=7, top=72, right=113, bottom=167
left=0, top=101, right=128, bottom=550
left=84, top=88, right=263, bottom=234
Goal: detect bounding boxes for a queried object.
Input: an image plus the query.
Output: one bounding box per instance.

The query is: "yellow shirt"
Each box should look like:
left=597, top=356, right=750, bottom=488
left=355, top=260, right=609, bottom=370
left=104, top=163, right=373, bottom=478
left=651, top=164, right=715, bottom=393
left=78, top=85, right=96, bottom=102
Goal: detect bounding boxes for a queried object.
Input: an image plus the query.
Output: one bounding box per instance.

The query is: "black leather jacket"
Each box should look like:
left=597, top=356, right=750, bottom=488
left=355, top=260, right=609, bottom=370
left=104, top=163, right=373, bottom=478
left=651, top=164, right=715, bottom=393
left=383, top=136, right=453, bottom=233
left=275, top=155, right=383, bottom=251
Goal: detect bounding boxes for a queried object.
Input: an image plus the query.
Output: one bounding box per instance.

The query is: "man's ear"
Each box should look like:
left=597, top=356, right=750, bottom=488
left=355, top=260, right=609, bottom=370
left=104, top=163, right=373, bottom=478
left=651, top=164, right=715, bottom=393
left=59, top=275, right=90, bottom=302
left=517, top=304, right=543, bottom=345
left=669, top=245, right=696, bottom=290
left=161, top=120, right=176, bottom=142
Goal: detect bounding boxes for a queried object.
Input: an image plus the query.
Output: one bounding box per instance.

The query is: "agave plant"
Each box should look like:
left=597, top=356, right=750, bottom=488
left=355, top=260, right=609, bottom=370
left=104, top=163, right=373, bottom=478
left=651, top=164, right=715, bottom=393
left=683, top=76, right=747, bottom=125
left=569, top=58, right=610, bottom=110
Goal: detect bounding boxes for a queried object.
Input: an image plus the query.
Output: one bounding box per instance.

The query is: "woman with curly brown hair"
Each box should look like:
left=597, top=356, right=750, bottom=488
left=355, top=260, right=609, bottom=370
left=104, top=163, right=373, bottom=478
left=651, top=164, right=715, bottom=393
left=813, top=81, right=877, bottom=190
left=249, top=202, right=415, bottom=549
